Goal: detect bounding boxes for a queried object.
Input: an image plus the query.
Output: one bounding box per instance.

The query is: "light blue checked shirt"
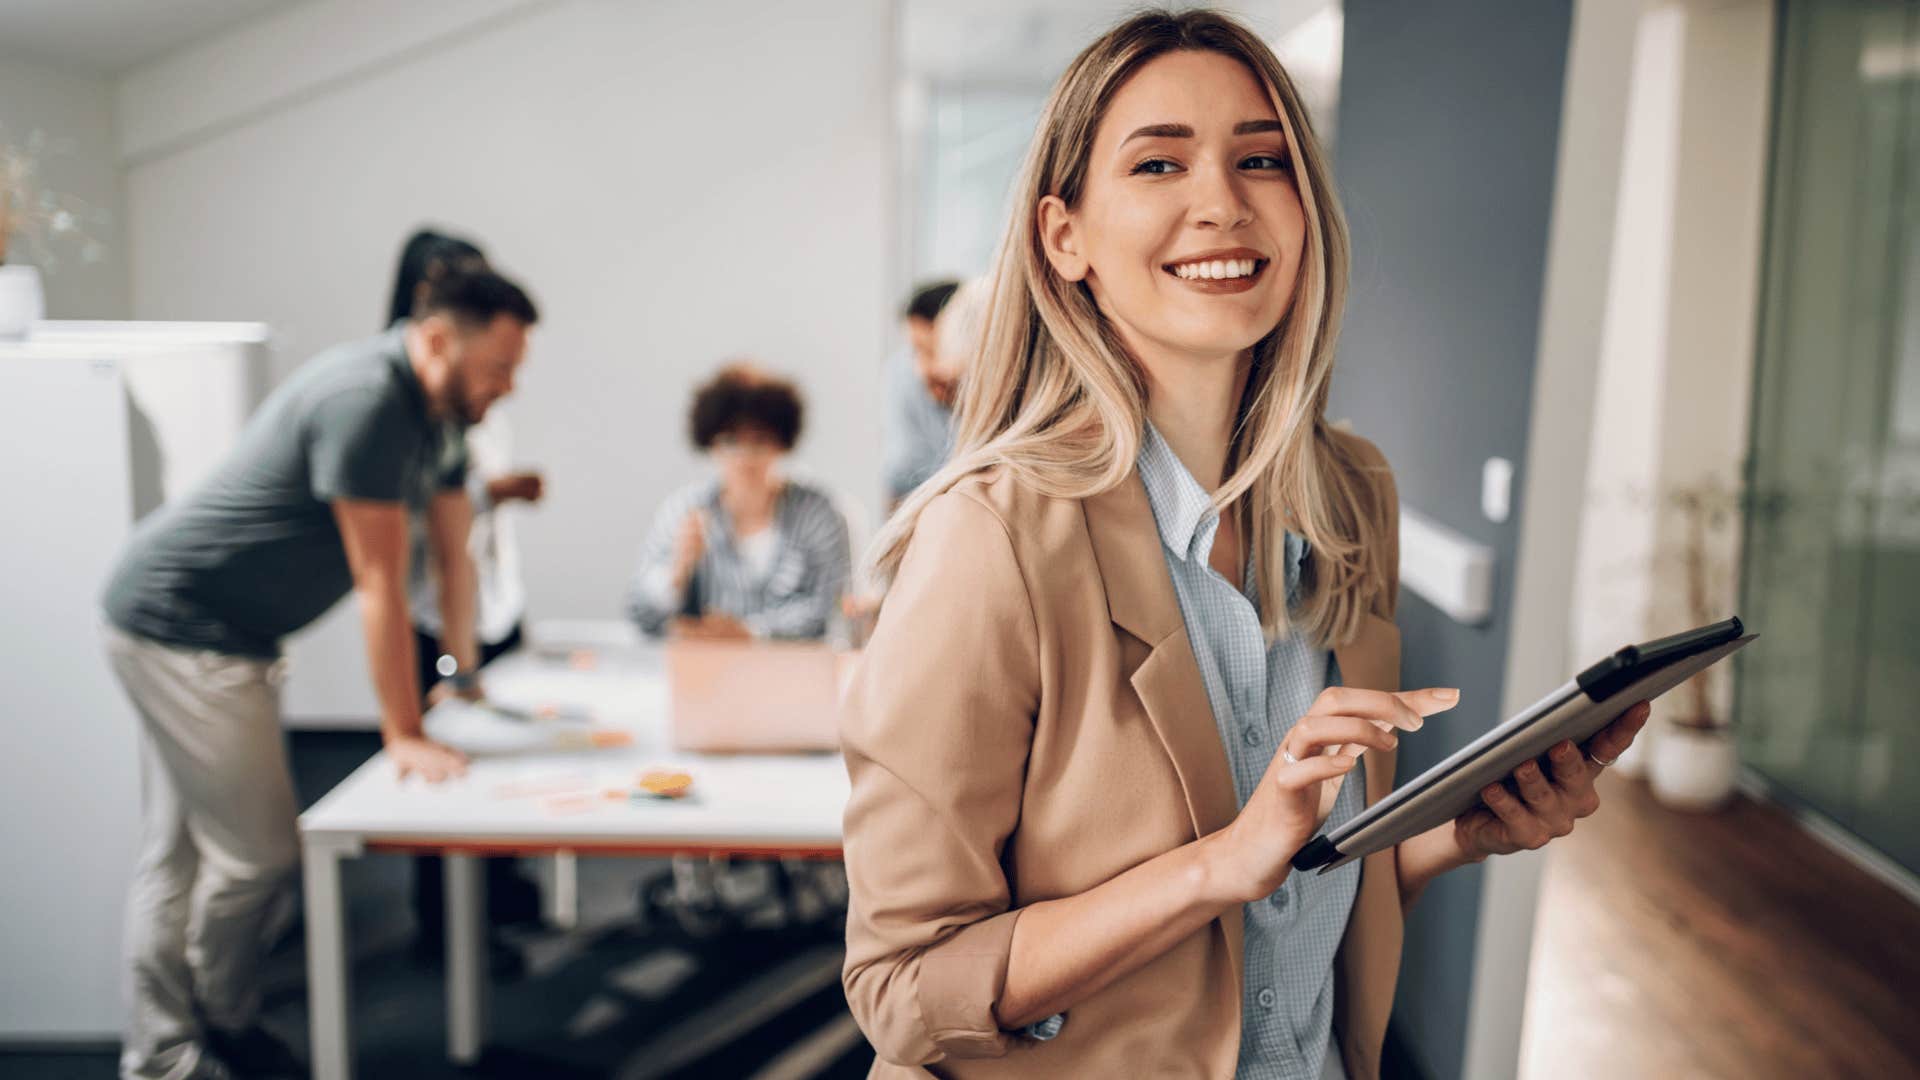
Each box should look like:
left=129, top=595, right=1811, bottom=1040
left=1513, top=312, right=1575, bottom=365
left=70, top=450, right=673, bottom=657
left=1137, top=423, right=1365, bottom=1079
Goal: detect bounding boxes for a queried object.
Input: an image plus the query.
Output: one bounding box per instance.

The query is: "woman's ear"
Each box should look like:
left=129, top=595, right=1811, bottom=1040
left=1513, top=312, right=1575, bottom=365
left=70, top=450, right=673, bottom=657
left=1037, top=195, right=1089, bottom=283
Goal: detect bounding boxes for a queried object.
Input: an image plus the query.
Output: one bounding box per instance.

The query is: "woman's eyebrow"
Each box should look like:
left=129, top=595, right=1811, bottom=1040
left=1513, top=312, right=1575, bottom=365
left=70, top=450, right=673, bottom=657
left=1120, top=119, right=1286, bottom=146
left=1122, top=122, right=1194, bottom=145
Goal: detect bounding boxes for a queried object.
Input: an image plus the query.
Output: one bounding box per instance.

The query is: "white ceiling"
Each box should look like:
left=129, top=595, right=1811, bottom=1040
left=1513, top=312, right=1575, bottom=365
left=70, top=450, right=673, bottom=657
left=0, top=0, right=294, bottom=75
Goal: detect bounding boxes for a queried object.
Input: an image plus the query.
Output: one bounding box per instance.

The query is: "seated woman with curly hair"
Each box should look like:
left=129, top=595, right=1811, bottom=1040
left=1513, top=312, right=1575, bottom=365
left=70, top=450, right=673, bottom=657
left=628, top=363, right=852, bottom=641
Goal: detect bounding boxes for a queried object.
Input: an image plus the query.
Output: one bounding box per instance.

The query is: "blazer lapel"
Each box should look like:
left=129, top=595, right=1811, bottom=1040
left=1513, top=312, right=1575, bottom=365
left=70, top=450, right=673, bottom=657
left=1082, top=474, right=1239, bottom=840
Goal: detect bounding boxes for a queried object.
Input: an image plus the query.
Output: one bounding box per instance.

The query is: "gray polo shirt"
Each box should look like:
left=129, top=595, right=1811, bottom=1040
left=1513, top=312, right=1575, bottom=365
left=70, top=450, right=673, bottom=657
left=103, top=327, right=466, bottom=659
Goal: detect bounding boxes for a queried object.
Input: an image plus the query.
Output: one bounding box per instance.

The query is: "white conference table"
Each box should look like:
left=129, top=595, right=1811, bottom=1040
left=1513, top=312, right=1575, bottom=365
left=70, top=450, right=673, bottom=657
left=298, top=626, right=850, bottom=1080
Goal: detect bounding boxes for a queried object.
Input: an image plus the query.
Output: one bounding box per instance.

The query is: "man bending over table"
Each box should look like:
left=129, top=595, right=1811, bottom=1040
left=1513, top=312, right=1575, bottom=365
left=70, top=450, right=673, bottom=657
left=99, top=267, right=538, bottom=1080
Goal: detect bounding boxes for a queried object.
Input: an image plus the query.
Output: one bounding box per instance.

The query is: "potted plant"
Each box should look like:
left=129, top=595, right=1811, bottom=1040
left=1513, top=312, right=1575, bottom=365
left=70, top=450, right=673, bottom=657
left=1645, top=475, right=1745, bottom=811
left=0, top=126, right=105, bottom=338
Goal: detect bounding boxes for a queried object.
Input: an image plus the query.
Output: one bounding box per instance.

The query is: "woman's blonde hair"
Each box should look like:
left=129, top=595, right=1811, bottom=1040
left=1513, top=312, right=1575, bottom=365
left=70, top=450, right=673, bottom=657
left=871, top=7, right=1390, bottom=647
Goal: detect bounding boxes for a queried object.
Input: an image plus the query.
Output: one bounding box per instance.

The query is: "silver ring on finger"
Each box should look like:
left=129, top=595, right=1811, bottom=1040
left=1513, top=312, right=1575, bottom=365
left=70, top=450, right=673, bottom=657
left=1282, top=747, right=1300, bottom=765
left=1588, top=749, right=1617, bottom=768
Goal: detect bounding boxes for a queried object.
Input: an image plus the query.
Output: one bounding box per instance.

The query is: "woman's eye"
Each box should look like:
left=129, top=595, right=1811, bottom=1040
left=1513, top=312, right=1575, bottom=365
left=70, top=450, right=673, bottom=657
left=1241, top=154, right=1293, bottom=171
left=1130, top=158, right=1182, bottom=176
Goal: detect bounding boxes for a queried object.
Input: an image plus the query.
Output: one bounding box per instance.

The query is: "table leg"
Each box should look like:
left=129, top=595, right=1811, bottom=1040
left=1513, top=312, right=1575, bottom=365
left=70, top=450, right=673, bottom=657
left=547, top=851, right=579, bottom=930
left=302, top=836, right=356, bottom=1080
left=445, top=852, right=489, bottom=1065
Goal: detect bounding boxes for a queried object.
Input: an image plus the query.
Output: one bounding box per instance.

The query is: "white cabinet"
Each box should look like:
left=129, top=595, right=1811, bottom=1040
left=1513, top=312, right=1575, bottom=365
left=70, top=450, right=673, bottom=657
left=0, top=323, right=268, bottom=1039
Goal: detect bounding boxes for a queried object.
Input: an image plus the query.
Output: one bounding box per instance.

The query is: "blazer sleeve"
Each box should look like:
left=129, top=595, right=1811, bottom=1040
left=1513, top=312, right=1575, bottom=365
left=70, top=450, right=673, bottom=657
left=839, top=487, right=1042, bottom=1066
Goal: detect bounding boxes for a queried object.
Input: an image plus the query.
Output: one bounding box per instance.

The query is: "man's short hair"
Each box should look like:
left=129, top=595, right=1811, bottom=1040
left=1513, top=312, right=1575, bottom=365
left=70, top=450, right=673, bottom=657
left=415, top=267, right=539, bottom=329
left=903, top=280, right=961, bottom=324
left=689, top=363, right=804, bottom=451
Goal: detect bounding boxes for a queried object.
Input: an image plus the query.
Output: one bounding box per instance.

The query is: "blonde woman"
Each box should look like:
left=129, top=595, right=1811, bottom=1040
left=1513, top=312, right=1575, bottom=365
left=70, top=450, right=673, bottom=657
left=839, top=10, right=1649, bottom=1080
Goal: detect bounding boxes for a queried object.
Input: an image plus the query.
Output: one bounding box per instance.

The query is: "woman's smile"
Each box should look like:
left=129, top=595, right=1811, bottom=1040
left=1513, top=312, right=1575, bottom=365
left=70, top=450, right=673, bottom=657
left=1163, top=246, right=1269, bottom=294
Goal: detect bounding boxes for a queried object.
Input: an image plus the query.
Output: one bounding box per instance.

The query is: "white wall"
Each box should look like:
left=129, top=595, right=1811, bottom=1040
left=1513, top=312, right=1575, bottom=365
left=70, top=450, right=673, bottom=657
left=0, top=58, right=129, bottom=320
left=1570, top=0, right=1771, bottom=733
left=117, top=0, right=895, bottom=715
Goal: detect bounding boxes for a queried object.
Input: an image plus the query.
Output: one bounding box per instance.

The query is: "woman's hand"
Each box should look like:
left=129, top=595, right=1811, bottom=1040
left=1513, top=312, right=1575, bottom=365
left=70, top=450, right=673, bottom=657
left=1205, top=686, right=1460, bottom=905
left=670, top=509, right=709, bottom=589
left=1450, top=700, right=1651, bottom=861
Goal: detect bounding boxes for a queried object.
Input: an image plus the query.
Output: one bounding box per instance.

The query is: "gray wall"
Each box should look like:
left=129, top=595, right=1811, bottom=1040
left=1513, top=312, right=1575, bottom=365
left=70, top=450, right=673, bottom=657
left=1328, top=2, right=1574, bottom=1077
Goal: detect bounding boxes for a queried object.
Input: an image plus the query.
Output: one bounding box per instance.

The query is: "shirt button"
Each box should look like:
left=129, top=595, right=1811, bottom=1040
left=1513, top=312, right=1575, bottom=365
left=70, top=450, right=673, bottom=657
left=1242, top=726, right=1261, bottom=747
left=1269, top=887, right=1290, bottom=912
left=1257, top=987, right=1277, bottom=1010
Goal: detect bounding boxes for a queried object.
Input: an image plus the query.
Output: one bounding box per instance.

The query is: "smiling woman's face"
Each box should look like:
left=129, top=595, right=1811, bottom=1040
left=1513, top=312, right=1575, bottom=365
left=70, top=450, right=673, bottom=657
left=1041, top=49, right=1306, bottom=365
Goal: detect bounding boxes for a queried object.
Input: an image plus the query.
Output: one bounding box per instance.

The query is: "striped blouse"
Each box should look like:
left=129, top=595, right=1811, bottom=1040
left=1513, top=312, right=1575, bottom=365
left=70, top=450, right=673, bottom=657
left=627, top=476, right=852, bottom=641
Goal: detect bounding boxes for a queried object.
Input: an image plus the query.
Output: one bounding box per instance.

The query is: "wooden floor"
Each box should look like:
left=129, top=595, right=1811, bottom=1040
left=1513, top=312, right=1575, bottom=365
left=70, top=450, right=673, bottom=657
left=1520, top=772, right=1920, bottom=1080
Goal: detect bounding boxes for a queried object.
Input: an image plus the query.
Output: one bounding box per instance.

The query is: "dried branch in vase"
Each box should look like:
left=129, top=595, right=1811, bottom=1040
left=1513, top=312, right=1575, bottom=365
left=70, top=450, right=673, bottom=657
left=0, top=126, right=109, bottom=272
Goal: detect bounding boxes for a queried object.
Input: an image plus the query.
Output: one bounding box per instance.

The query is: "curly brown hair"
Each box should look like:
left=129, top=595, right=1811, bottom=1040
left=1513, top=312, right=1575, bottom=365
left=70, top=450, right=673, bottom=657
left=688, top=363, right=804, bottom=450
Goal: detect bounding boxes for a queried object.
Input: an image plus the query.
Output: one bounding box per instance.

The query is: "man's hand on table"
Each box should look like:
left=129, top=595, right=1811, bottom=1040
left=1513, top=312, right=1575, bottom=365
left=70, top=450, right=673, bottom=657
left=387, top=733, right=469, bottom=783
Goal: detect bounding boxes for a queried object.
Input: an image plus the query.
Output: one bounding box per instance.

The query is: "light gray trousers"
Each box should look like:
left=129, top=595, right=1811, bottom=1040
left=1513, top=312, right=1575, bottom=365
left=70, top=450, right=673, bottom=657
left=102, top=624, right=298, bottom=1080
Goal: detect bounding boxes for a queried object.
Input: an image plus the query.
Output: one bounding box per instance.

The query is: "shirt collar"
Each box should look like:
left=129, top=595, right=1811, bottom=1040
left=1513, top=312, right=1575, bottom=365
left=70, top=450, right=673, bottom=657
left=1135, top=420, right=1311, bottom=595
left=1136, top=421, right=1220, bottom=566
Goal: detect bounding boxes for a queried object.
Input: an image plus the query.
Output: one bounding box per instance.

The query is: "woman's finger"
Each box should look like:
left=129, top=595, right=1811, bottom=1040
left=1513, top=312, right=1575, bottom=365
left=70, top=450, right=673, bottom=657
left=1309, top=686, right=1456, bottom=732
left=1481, top=782, right=1551, bottom=849
left=1452, top=806, right=1507, bottom=854
left=1512, top=760, right=1555, bottom=806
left=1546, top=741, right=1601, bottom=817
left=1511, top=761, right=1572, bottom=836
left=1272, top=753, right=1357, bottom=792
left=1586, top=701, right=1651, bottom=765
left=1285, top=714, right=1399, bottom=760
left=1545, top=740, right=1587, bottom=785
left=1305, top=686, right=1425, bottom=731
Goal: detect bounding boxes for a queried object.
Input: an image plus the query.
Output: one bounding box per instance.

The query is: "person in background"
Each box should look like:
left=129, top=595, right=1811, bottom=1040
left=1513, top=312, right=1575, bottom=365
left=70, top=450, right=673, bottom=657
left=883, top=280, right=960, bottom=508
left=629, top=363, right=851, bottom=641
left=845, top=278, right=994, bottom=635
left=384, top=229, right=546, bottom=971
left=101, top=266, right=537, bottom=1080
left=628, top=363, right=854, bottom=931
left=930, top=275, right=991, bottom=404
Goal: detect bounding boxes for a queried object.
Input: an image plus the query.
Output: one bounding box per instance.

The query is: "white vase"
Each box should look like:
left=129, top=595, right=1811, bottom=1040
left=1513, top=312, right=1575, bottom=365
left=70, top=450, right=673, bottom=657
left=0, top=264, right=46, bottom=339
left=1649, top=725, right=1739, bottom=811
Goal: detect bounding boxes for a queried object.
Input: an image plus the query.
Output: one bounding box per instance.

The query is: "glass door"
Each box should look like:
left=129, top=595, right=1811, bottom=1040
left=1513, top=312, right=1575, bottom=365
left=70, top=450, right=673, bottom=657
left=1740, top=0, right=1920, bottom=873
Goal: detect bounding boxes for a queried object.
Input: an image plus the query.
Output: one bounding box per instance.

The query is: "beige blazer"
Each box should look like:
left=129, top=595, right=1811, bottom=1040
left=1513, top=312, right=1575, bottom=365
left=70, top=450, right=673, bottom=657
left=841, top=431, right=1404, bottom=1079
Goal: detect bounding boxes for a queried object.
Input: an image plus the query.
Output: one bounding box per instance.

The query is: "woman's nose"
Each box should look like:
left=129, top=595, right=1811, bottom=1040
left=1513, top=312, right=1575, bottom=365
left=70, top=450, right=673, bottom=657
left=1191, top=164, right=1253, bottom=230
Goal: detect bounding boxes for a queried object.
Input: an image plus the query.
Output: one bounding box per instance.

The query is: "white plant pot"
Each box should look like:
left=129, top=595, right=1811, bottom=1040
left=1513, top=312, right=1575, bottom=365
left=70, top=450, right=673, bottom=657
left=0, top=264, right=47, bottom=339
left=1649, top=725, right=1739, bottom=811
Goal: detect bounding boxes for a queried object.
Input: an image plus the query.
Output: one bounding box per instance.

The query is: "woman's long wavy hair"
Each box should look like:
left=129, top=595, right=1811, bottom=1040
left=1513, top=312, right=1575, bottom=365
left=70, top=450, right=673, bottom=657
left=870, top=8, right=1390, bottom=648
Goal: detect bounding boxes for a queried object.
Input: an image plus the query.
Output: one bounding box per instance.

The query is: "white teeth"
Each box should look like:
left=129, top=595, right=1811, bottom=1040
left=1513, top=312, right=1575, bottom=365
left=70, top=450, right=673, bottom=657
left=1172, top=258, right=1258, bottom=280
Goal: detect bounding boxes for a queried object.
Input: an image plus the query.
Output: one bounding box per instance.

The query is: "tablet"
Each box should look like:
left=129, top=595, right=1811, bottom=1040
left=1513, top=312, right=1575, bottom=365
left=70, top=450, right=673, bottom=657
left=1291, top=617, right=1755, bottom=874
